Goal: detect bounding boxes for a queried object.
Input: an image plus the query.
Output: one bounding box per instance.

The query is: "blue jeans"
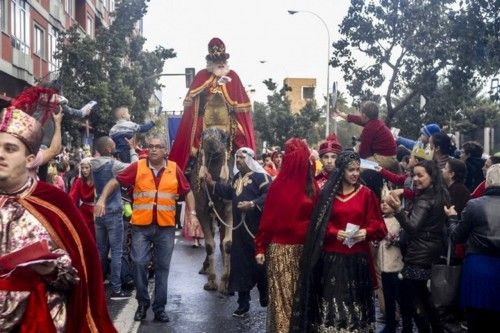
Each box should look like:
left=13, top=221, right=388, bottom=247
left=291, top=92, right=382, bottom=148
left=95, top=211, right=124, bottom=293
left=131, top=225, right=175, bottom=313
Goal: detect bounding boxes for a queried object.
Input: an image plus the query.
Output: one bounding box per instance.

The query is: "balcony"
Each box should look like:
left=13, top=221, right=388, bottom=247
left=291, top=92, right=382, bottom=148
left=96, top=0, right=104, bottom=15
left=49, top=0, right=65, bottom=24
left=12, top=47, right=34, bottom=76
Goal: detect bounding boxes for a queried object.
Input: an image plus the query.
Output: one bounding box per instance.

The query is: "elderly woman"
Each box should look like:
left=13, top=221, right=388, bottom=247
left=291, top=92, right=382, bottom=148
left=290, top=151, right=387, bottom=332
left=386, top=160, right=448, bottom=333
left=444, top=164, right=500, bottom=332
left=254, top=138, right=318, bottom=332
left=69, top=158, right=95, bottom=238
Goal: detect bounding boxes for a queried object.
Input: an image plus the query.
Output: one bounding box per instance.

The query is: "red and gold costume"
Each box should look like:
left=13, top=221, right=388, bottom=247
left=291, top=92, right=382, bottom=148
left=0, top=181, right=116, bottom=332
left=169, top=38, right=256, bottom=171
left=0, top=105, right=115, bottom=332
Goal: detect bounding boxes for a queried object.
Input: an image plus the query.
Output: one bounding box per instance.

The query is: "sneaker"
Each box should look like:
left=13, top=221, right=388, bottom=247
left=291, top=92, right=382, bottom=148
left=232, top=306, right=249, bottom=318
left=110, top=290, right=131, bottom=300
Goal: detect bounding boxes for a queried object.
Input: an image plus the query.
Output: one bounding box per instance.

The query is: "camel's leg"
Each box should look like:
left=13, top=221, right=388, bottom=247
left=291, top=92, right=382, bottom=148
left=200, top=213, right=218, bottom=291
left=218, top=200, right=233, bottom=295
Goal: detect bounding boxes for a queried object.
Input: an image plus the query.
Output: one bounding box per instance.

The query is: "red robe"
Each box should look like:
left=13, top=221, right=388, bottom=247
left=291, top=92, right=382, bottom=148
left=13, top=181, right=115, bottom=332
left=69, top=177, right=95, bottom=239
left=169, top=69, right=256, bottom=171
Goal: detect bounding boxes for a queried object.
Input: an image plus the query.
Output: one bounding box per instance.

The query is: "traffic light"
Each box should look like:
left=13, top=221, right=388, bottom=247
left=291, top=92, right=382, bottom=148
left=185, top=67, right=195, bottom=88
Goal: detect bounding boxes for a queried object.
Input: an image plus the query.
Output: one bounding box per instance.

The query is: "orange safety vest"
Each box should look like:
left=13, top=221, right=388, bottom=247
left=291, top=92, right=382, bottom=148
left=131, top=159, right=179, bottom=227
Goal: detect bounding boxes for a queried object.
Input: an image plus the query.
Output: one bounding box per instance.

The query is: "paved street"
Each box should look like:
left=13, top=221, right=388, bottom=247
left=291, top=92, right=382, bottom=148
left=107, top=230, right=266, bottom=333
left=104, top=231, right=465, bottom=333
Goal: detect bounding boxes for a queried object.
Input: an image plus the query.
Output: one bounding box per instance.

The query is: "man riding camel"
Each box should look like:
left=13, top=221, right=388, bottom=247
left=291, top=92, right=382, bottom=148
left=169, top=37, right=256, bottom=172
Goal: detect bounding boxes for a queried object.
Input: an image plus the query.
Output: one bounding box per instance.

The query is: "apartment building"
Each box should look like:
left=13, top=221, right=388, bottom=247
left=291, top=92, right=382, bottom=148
left=0, top=0, right=115, bottom=107
left=283, top=77, right=316, bottom=114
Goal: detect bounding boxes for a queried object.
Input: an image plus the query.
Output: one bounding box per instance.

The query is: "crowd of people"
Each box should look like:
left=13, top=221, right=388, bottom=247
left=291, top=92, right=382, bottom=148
left=1, top=37, right=499, bottom=333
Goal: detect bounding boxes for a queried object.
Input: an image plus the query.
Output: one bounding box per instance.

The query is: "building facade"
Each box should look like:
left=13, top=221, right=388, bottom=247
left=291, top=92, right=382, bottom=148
left=0, top=0, right=115, bottom=107
left=283, top=77, right=316, bottom=114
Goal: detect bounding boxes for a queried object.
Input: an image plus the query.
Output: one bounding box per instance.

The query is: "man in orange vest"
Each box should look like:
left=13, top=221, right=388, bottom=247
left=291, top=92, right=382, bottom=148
left=95, top=136, right=199, bottom=323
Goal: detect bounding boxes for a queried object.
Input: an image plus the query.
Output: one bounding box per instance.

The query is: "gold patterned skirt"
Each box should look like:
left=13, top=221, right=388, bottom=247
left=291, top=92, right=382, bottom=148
left=266, top=243, right=303, bottom=333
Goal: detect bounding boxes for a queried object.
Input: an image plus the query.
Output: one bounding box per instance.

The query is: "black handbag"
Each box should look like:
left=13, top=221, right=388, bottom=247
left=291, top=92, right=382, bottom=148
left=431, top=239, right=462, bottom=307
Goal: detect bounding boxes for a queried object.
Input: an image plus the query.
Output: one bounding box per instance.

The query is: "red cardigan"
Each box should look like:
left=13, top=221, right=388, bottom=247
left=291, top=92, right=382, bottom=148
left=348, top=115, right=396, bottom=158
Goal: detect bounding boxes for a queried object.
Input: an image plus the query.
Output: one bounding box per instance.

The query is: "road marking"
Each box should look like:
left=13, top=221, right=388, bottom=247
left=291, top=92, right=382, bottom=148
left=113, top=291, right=141, bottom=333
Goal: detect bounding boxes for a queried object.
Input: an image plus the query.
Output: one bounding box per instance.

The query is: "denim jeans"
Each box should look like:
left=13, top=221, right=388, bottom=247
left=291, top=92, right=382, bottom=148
left=131, top=225, right=175, bottom=313
left=121, top=219, right=134, bottom=285
left=95, top=211, right=124, bottom=293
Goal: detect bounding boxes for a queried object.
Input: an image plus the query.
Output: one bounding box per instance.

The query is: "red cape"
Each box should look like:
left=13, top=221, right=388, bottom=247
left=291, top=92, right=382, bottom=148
left=169, top=69, right=256, bottom=171
left=18, top=181, right=116, bottom=333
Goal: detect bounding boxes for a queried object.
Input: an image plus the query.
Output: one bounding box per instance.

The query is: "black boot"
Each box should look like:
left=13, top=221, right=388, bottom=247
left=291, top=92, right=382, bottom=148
left=134, top=304, right=148, bottom=321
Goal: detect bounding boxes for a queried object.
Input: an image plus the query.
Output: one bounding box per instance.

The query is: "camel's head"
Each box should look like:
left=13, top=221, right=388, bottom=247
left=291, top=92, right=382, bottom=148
left=201, top=127, right=229, bottom=156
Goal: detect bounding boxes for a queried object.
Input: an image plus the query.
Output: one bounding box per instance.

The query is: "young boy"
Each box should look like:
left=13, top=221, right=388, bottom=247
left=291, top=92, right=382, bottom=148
left=109, top=106, right=155, bottom=162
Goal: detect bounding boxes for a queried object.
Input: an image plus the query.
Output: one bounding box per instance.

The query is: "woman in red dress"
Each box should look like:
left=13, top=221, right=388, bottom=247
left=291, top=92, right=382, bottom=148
left=69, top=158, right=95, bottom=238
left=290, top=151, right=387, bottom=332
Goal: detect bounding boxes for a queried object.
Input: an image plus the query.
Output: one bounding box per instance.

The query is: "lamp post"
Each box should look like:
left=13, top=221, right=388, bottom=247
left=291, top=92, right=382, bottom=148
left=288, top=10, right=333, bottom=136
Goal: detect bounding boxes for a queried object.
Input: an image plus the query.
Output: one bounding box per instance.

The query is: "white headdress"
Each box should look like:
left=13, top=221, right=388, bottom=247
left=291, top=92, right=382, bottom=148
left=233, top=147, right=266, bottom=175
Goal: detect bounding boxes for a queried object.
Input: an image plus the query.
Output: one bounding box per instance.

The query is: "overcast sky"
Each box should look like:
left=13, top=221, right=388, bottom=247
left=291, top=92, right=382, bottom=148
left=142, top=0, right=354, bottom=111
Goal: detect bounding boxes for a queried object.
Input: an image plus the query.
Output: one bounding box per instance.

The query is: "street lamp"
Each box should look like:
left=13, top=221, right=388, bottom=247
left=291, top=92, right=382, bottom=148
left=288, top=10, right=333, bottom=136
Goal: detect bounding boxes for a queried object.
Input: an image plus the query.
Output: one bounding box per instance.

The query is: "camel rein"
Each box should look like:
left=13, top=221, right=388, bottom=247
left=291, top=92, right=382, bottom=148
left=202, top=180, right=255, bottom=239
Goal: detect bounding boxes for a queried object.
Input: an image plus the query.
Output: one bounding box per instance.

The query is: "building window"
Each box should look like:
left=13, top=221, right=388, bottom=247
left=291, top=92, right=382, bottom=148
left=1, top=0, right=7, bottom=31
left=302, top=86, right=315, bottom=100
left=86, top=14, right=94, bottom=38
left=64, top=0, right=74, bottom=17
left=48, top=25, right=59, bottom=72
left=10, top=0, right=30, bottom=54
left=34, top=25, right=45, bottom=58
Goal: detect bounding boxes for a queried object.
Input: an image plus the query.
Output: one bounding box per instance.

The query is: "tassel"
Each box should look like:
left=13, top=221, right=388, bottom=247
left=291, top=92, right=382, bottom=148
left=198, top=150, right=207, bottom=179
left=219, top=150, right=229, bottom=181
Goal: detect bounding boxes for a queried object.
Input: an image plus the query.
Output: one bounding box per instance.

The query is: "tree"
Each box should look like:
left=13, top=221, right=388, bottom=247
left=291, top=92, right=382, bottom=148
left=252, top=79, right=326, bottom=150
left=331, top=0, right=499, bottom=126
left=56, top=0, right=175, bottom=142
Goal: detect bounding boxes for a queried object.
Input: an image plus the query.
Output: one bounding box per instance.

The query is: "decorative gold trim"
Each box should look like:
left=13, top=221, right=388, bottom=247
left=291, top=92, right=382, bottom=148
left=188, top=75, right=217, bottom=98
left=335, top=185, right=363, bottom=203
left=221, top=84, right=252, bottom=109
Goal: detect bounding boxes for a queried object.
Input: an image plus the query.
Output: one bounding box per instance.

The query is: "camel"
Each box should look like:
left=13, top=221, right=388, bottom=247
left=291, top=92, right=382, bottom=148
left=190, top=127, right=233, bottom=294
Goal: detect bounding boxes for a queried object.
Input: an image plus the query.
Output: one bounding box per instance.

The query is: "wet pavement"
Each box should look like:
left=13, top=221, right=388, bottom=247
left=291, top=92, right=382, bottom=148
left=106, top=231, right=464, bottom=333
left=107, top=230, right=266, bottom=333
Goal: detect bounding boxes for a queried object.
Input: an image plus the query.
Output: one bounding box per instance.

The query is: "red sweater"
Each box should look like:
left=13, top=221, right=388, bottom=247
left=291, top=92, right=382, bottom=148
left=255, top=195, right=316, bottom=255
left=348, top=115, right=396, bottom=158
left=380, top=168, right=415, bottom=200
left=323, top=185, right=387, bottom=254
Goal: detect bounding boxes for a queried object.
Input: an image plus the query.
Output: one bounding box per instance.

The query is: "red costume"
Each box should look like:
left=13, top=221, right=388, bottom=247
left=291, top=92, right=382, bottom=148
left=169, top=38, right=256, bottom=171
left=69, top=177, right=96, bottom=238
left=315, top=134, right=343, bottom=189
left=255, top=139, right=318, bottom=254
left=1, top=181, right=116, bottom=333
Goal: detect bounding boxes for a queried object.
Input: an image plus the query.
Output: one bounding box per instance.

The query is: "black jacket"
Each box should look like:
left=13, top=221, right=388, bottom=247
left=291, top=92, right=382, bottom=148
left=395, top=187, right=446, bottom=267
left=465, top=157, right=485, bottom=192
left=449, top=186, right=500, bottom=257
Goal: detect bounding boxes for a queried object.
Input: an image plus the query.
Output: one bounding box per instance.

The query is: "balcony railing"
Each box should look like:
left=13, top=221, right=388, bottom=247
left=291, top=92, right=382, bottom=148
left=49, top=0, right=65, bottom=24
left=12, top=47, right=34, bottom=75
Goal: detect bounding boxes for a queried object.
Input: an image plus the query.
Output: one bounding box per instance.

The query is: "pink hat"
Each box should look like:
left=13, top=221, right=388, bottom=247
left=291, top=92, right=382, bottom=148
left=0, top=107, right=43, bottom=154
